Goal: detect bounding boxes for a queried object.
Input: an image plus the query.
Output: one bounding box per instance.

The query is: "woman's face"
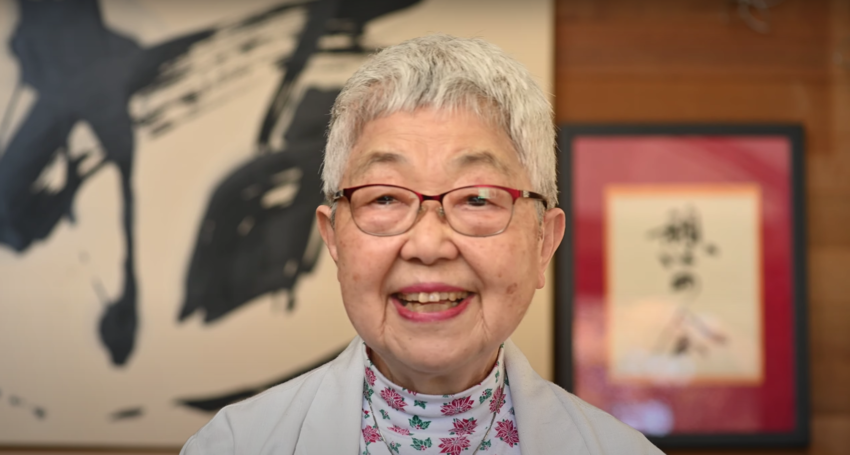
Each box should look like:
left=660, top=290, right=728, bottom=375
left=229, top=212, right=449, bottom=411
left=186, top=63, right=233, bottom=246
left=316, top=107, right=564, bottom=381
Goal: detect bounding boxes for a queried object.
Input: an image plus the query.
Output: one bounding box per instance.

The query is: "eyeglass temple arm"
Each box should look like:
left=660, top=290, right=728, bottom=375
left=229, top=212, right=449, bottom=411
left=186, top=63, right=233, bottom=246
left=520, top=190, right=547, bottom=209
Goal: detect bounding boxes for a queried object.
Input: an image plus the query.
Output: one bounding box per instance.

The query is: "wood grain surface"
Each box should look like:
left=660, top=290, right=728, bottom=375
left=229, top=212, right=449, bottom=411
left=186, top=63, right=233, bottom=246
left=556, top=0, right=850, bottom=454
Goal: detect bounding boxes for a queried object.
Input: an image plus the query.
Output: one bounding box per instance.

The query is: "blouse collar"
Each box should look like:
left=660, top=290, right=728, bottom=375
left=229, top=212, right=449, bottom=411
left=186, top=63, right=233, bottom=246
left=361, top=342, right=511, bottom=452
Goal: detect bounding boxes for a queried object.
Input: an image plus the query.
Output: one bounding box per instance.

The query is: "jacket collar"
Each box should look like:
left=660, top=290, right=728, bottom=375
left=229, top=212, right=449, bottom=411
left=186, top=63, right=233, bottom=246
left=295, top=336, right=587, bottom=454
left=503, top=340, right=590, bottom=453
left=295, top=337, right=365, bottom=454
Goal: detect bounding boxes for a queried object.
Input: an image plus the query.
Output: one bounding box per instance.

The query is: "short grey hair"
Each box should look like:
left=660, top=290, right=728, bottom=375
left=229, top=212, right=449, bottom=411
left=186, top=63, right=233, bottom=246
left=322, top=34, right=557, bottom=208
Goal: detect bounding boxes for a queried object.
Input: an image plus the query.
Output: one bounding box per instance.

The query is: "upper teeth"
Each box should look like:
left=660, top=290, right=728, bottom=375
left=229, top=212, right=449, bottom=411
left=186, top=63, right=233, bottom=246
left=398, top=291, right=469, bottom=303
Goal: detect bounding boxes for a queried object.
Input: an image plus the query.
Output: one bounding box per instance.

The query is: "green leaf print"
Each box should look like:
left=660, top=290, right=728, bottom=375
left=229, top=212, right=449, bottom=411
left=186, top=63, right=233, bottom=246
left=411, top=437, right=433, bottom=451
left=495, top=371, right=500, bottom=383
left=380, top=409, right=390, bottom=420
left=479, top=439, right=492, bottom=451
left=409, top=415, right=431, bottom=430
left=479, top=388, right=493, bottom=404
left=414, top=400, right=426, bottom=409
left=389, top=442, right=401, bottom=453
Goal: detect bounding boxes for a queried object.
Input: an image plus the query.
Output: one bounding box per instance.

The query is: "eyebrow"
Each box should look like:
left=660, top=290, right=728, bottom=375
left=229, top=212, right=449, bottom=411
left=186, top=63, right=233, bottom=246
left=348, top=151, right=409, bottom=182
left=450, top=150, right=511, bottom=176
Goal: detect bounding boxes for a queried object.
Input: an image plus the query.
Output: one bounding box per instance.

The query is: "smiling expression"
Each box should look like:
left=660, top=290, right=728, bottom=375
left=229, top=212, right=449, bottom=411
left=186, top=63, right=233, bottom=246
left=317, top=106, right=564, bottom=389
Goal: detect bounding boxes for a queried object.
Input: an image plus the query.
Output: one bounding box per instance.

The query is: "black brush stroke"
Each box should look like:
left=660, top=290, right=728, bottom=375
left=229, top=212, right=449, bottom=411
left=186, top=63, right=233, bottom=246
left=109, top=406, right=144, bottom=421
left=178, top=0, right=423, bottom=323
left=0, top=0, right=212, bottom=367
left=176, top=346, right=345, bottom=412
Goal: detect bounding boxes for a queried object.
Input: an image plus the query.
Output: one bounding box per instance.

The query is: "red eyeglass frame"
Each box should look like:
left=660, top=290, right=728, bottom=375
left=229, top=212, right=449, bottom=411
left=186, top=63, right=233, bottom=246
left=332, top=184, right=548, bottom=209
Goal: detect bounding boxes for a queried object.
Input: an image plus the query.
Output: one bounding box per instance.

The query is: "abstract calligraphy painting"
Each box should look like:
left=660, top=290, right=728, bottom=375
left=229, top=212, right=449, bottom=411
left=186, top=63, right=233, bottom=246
left=0, top=0, right=553, bottom=447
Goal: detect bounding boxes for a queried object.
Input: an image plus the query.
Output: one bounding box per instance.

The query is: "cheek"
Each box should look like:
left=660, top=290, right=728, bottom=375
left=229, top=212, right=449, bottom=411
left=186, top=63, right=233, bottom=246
left=337, top=247, right=383, bottom=337
left=335, top=232, right=398, bottom=313
left=501, top=281, right=530, bottom=316
left=468, top=226, right=540, bottom=317
left=488, top=231, right=539, bottom=278
left=468, top=240, right=535, bottom=301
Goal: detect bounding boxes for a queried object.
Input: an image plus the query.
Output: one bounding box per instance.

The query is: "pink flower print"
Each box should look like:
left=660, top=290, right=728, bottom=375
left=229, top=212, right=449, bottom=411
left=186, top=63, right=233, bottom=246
left=365, top=367, right=376, bottom=386
left=380, top=387, right=408, bottom=411
left=438, top=436, right=470, bottom=455
left=495, top=419, right=519, bottom=447
left=450, top=417, right=478, bottom=436
left=489, top=387, right=505, bottom=413
left=440, top=396, right=473, bottom=416
left=362, top=425, right=382, bottom=444
left=388, top=425, right=411, bottom=435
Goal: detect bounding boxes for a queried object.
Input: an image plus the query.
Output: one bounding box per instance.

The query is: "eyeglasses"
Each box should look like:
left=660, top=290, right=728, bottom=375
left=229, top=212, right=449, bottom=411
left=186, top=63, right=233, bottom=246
left=332, top=184, right=547, bottom=237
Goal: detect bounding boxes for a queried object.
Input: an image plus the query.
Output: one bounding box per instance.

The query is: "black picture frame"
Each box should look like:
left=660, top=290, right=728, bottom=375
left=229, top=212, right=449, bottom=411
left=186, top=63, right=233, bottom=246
left=554, top=124, right=809, bottom=449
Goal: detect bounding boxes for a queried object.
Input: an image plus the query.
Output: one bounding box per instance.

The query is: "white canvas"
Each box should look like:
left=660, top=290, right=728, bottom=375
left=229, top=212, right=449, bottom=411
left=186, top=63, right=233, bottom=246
left=606, top=185, right=764, bottom=385
left=0, top=0, right=553, bottom=446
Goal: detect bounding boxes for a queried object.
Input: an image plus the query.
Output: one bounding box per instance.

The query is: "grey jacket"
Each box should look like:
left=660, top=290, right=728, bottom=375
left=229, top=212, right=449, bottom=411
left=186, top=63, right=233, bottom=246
left=181, top=337, right=663, bottom=454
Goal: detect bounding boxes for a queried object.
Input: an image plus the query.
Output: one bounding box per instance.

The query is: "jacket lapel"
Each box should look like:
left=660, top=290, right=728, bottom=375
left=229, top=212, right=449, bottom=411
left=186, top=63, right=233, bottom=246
left=292, top=337, right=594, bottom=454
left=295, top=336, right=365, bottom=455
left=504, top=339, right=592, bottom=454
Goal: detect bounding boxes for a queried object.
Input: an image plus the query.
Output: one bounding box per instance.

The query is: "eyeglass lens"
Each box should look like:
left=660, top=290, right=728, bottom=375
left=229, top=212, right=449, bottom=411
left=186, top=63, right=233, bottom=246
left=348, top=185, right=515, bottom=236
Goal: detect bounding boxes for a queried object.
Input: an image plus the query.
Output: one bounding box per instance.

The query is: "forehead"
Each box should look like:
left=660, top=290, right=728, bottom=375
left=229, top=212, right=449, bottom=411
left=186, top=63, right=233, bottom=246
left=349, top=149, right=512, bottom=180
left=344, top=108, right=524, bottom=185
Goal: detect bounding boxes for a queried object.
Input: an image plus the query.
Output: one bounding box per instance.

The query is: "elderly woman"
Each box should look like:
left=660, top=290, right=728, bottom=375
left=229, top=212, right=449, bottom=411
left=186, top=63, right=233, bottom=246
left=181, top=34, right=661, bottom=455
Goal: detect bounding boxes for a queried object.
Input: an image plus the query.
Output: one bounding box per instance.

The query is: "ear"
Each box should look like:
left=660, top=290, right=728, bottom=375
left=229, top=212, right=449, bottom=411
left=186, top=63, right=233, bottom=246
left=537, top=207, right=566, bottom=289
left=316, top=204, right=339, bottom=263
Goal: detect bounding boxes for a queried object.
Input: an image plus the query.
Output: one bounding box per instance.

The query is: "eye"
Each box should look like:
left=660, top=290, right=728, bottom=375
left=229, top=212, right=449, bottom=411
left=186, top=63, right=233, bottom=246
left=465, top=196, right=489, bottom=207
left=373, top=195, right=398, bottom=205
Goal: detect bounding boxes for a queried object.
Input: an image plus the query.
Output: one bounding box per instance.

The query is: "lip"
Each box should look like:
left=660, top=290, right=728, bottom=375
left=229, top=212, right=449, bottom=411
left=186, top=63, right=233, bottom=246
left=391, top=293, right=473, bottom=322
left=395, top=282, right=468, bottom=294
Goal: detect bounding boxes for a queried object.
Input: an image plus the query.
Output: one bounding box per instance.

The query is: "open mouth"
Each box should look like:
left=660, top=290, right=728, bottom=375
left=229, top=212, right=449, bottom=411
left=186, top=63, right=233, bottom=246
left=393, top=291, right=471, bottom=313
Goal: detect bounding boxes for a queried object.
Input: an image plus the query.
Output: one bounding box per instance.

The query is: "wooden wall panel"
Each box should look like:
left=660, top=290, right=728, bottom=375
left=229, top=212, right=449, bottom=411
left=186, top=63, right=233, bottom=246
left=556, top=0, right=850, bottom=453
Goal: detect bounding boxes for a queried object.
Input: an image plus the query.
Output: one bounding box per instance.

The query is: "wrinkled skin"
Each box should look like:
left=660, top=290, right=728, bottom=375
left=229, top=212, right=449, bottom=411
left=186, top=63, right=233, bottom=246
left=317, top=107, right=565, bottom=394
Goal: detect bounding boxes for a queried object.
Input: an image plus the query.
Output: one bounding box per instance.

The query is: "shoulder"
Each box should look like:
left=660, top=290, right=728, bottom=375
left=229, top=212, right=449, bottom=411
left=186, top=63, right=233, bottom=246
left=543, top=381, right=664, bottom=455
left=180, top=362, right=332, bottom=455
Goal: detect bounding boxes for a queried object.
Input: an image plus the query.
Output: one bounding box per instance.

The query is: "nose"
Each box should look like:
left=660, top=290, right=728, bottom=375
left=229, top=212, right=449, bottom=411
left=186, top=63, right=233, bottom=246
left=398, top=201, right=459, bottom=265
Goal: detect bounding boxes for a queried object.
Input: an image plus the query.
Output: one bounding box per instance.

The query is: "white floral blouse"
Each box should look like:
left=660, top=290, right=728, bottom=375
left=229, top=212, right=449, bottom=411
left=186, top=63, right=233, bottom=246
left=359, top=343, right=522, bottom=455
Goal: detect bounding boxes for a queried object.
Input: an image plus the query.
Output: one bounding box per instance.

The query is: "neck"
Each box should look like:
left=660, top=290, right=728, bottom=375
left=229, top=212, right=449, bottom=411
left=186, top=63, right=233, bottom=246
left=368, top=347, right=500, bottom=395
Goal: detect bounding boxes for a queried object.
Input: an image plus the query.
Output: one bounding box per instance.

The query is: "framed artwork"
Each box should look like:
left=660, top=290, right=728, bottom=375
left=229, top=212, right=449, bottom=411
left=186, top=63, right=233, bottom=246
left=555, top=125, right=809, bottom=448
